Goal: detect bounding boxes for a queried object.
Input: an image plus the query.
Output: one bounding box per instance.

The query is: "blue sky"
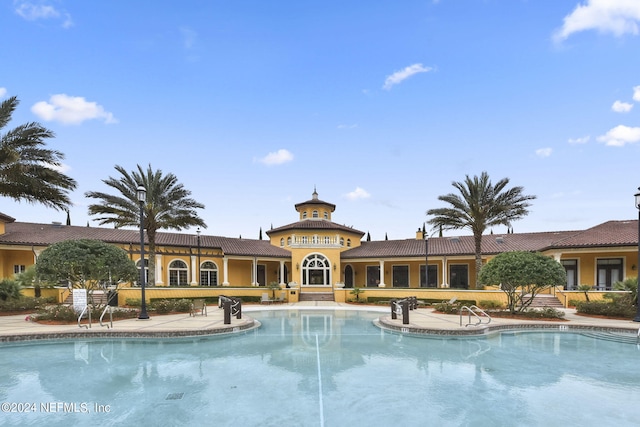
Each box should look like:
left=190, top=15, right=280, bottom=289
left=2, top=0, right=640, bottom=240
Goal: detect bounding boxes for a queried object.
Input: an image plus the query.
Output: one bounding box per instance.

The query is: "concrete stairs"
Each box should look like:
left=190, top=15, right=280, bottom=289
left=299, top=292, right=335, bottom=302
left=525, top=294, right=564, bottom=309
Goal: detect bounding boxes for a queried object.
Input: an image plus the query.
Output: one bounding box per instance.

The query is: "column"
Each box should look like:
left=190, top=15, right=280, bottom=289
left=279, top=260, right=286, bottom=286
left=222, top=257, right=229, bottom=286
left=190, top=255, right=197, bottom=286
left=155, top=254, right=164, bottom=285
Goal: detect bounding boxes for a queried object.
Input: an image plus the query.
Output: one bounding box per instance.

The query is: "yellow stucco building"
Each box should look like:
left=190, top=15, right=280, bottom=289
left=0, top=190, right=638, bottom=306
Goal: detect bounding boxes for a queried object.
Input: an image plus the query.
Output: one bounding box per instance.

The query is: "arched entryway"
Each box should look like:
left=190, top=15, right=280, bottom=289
left=301, top=253, right=331, bottom=286
left=344, top=265, right=354, bottom=288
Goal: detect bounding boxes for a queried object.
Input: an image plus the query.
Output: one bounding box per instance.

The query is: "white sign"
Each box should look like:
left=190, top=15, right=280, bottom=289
left=73, top=289, right=87, bottom=313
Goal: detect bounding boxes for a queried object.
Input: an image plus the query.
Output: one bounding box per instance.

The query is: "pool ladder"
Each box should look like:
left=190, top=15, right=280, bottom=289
left=459, top=305, right=492, bottom=327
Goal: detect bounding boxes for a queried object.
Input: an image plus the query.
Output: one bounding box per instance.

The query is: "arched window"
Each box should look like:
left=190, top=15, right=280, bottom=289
left=280, top=238, right=284, bottom=247
left=323, top=212, right=328, bottom=219
left=287, top=237, right=292, bottom=246
left=347, top=239, right=351, bottom=247
left=312, top=210, right=319, bottom=218
left=135, top=258, right=149, bottom=286
left=340, top=237, right=344, bottom=246
left=302, top=212, right=307, bottom=219
left=302, top=253, right=331, bottom=286
left=169, top=260, right=188, bottom=286
left=200, top=261, right=218, bottom=286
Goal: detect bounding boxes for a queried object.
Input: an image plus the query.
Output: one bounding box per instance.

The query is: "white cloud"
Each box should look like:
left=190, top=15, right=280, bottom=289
left=344, top=187, right=371, bottom=200
left=31, top=94, right=117, bottom=125
left=256, top=149, right=294, bottom=166
left=633, top=85, right=640, bottom=102
left=553, top=0, right=640, bottom=42
left=612, top=100, right=633, bottom=112
left=0, top=87, right=6, bottom=98
left=568, top=136, right=590, bottom=144
left=597, top=124, right=640, bottom=146
left=14, top=1, right=73, bottom=28
left=180, top=27, right=197, bottom=50
left=383, top=63, right=433, bottom=90
left=535, top=148, right=553, bottom=158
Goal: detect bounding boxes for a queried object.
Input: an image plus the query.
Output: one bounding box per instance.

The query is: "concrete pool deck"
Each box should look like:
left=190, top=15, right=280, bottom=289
left=1, top=302, right=639, bottom=342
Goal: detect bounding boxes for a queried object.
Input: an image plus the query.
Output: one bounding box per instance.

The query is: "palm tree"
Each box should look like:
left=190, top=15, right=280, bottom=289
left=426, top=171, right=535, bottom=288
left=85, top=164, right=206, bottom=285
left=0, top=96, right=77, bottom=210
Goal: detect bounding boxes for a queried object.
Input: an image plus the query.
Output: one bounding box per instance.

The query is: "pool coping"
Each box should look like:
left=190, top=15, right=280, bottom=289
left=0, top=316, right=259, bottom=343
left=1, top=303, right=638, bottom=342
left=376, top=315, right=639, bottom=337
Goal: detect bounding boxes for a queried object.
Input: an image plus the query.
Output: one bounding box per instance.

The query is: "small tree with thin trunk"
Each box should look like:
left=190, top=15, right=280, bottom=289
left=35, top=239, right=138, bottom=308
left=478, top=251, right=566, bottom=314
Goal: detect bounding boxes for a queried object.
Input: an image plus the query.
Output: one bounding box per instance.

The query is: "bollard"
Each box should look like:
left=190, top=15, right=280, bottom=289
left=402, top=300, right=410, bottom=325
left=223, top=300, right=231, bottom=324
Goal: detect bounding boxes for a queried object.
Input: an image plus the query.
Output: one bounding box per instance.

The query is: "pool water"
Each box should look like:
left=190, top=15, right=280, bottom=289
left=1, top=309, right=639, bottom=427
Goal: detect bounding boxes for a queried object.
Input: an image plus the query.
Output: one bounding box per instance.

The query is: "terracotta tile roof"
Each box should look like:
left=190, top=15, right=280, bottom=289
left=549, top=220, right=638, bottom=248
left=294, top=198, right=336, bottom=211
left=1, top=220, right=636, bottom=260
left=212, top=236, right=291, bottom=257
left=0, top=222, right=290, bottom=258
left=0, top=213, right=15, bottom=223
left=341, top=223, right=637, bottom=259
left=267, top=220, right=364, bottom=236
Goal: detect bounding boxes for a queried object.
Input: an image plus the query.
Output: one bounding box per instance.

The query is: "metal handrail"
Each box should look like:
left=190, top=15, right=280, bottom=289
left=77, top=305, right=91, bottom=329
left=100, top=305, right=113, bottom=329
left=459, top=305, right=492, bottom=327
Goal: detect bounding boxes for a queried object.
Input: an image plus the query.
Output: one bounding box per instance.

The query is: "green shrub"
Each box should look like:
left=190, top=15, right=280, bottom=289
left=0, top=279, right=21, bottom=301
left=478, top=300, right=504, bottom=310
left=150, top=299, right=175, bottom=314
left=125, top=298, right=141, bottom=307
left=433, top=302, right=461, bottom=314
left=0, top=297, right=54, bottom=312
left=519, top=307, right=565, bottom=319
left=613, top=277, right=637, bottom=302
left=33, top=305, right=137, bottom=322
left=576, top=299, right=636, bottom=318
left=173, top=299, right=193, bottom=312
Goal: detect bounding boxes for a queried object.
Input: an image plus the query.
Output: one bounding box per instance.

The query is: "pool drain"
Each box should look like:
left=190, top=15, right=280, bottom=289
left=166, top=392, right=185, bottom=400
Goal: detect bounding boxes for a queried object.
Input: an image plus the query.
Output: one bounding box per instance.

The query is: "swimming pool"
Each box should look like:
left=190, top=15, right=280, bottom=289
left=1, top=309, right=639, bottom=426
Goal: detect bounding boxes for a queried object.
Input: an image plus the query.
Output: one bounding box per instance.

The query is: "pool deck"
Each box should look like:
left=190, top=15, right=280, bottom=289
left=1, top=302, right=639, bottom=342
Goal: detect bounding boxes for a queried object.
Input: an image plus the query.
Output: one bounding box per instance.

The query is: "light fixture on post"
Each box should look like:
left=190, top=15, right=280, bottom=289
left=424, top=232, right=429, bottom=288
left=196, top=227, right=201, bottom=286
left=137, top=185, right=149, bottom=320
left=634, top=187, right=640, bottom=322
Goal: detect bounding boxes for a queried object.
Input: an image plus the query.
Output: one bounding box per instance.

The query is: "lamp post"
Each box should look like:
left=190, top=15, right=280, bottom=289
left=634, top=188, right=640, bottom=322
left=137, top=185, right=149, bottom=320
left=196, top=227, right=201, bottom=285
left=424, top=233, right=429, bottom=288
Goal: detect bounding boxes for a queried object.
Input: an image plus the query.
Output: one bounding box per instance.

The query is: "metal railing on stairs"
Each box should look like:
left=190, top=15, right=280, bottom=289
left=459, top=305, right=492, bottom=327
left=100, top=305, right=113, bottom=329
left=77, top=305, right=91, bottom=329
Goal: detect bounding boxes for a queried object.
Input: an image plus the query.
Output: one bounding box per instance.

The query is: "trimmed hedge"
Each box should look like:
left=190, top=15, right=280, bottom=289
left=0, top=297, right=56, bottom=312
left=576, top=300, right=636, bottom=318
